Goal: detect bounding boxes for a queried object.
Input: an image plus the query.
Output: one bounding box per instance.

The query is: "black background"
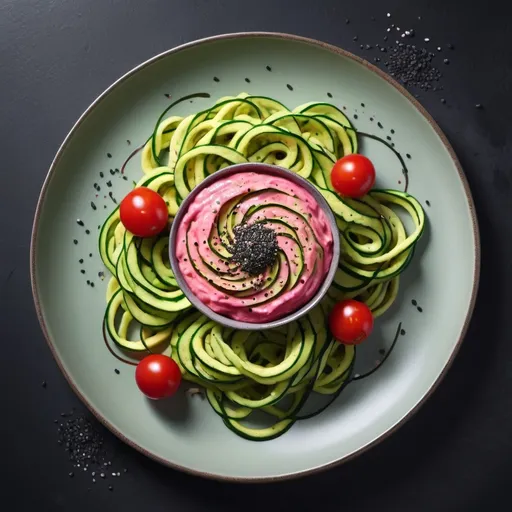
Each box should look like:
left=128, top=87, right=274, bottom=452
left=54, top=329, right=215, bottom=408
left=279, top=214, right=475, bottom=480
left=2, top=0, right=512, bottom=510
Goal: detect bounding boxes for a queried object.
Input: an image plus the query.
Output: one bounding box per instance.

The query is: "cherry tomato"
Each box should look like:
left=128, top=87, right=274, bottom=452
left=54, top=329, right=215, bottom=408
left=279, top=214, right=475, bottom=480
left=135, top=355, right=182, bottom=399
left=120, top=187, right=168, bottom=237
left=330, top=154, right=376, bottom=198
left=329, top=299, right=374, bottom=345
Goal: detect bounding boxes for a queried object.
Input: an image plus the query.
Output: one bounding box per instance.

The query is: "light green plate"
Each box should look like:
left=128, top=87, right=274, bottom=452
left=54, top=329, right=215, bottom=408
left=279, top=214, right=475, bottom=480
left=31, top=33, right=479, bottom=481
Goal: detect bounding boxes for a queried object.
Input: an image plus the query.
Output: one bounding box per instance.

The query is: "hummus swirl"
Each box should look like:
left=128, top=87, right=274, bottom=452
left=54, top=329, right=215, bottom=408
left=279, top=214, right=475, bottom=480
left=176, top=172, right=333, bottom=323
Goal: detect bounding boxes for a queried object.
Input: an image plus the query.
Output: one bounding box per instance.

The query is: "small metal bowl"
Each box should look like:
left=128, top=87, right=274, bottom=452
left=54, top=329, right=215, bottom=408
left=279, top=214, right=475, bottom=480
left=169, top=162, right=340, bottom=330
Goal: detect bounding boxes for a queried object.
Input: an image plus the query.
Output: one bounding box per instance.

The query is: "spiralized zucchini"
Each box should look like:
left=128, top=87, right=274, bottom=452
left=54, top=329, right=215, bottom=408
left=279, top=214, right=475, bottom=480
left=99, top=93, right=425, bottom=440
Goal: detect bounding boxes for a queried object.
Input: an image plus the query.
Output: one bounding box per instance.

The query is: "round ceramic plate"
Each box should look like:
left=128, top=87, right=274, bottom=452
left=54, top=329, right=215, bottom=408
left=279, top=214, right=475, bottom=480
left=31, top=33, right=479, bottom=481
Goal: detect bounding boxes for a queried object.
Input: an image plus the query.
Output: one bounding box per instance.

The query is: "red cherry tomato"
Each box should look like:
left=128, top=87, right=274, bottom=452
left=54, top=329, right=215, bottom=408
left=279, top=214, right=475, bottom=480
left=135, top=355, right=182, bottom=400
left=330, top=154, right=376, bottom=198
left=329, top=299, right=374, bottom=345
left=120, top=187, right=168, bottom=237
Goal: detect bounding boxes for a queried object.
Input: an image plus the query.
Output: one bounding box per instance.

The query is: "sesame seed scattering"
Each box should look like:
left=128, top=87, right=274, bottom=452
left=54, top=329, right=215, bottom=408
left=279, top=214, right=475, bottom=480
left=356, top=12, right=453, bottom=93
left=56, top=412, right=127, bottom=487
left=228, top=224, right=278, bottom=276
left=58, top=414, right=107, bottom=467
left=385, top=45, right=442, bottom=90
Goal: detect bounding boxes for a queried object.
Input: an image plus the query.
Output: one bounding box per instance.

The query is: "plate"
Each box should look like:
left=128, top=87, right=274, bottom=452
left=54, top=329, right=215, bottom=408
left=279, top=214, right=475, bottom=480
left=31, top=33, right=479, bottom=481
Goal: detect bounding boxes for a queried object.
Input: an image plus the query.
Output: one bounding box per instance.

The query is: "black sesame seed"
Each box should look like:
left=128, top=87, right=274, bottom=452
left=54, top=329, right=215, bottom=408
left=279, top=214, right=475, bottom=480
left=377, top=121, right=383, bottom=129
left=353, top=36, right=358, bottom=41
left=412, top=299, right=417, bottom=306
left=107, top=153, right=112, bottom=158
left=42, top=381, right=47, bottom=388
left=73, top=239, right=78, bottom=245
left=76, top=219, right=84, bottom=226
left=417, top=306, right=423, bottom=313
left=382, top=42, right=442, bottom=90
left=81, top=269, right=86, bottom=275
left=475, top=103, right=483, bottom=109
left=327, top=92, right=333, bottom=98
left=245, top=78, right=251, bottom=83
left=69, top=472, right=74, bottom=478
left=91, top=202, right=97, bottom=210
left=85, top=229, right=90, bottom=235
left=441, top=98, right=446, bottom=104
left=443, top=58, right=450, bottom=64
left=426, top=200, right=431, bottom=207
left=228, top=224, right=278, bottom=276
left=286, top=84, right=294, bottom=91
left=401, top=329, right=406, bottom=335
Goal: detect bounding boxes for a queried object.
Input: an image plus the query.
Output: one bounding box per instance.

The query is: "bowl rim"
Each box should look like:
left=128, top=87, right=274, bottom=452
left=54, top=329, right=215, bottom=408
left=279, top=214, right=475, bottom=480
left=168, top=162, right=341, bottom=330
left=29, top=31, right=481, bottom=483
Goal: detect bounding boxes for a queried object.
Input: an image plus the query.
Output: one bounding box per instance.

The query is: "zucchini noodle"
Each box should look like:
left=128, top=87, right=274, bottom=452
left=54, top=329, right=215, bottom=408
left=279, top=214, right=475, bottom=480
left=99, top=93, right=425, bottom=440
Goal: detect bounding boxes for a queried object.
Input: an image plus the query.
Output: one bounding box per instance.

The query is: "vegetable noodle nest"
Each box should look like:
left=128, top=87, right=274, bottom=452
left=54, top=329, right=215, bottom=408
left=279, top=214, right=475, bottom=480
left=99, top=92, right=425, bottom=440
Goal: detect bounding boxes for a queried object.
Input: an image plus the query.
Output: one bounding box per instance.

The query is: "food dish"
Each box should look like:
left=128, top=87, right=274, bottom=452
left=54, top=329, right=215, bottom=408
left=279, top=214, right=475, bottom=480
left=98, top=92, right=425, bottom=440
left=170, top=162, right=342, bottom=332
left=173, top=168, right=335, bottom=324
left=31, top=33, right=479, bottom=479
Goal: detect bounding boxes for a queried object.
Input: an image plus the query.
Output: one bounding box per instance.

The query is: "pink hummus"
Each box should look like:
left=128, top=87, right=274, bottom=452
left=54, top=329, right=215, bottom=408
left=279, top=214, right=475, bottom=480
left=175, top=172, right=333, bottom=323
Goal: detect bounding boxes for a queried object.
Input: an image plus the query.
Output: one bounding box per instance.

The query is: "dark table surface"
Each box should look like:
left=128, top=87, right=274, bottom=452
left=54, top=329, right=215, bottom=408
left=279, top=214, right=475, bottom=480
left=2, top=0, right=512, bottom=510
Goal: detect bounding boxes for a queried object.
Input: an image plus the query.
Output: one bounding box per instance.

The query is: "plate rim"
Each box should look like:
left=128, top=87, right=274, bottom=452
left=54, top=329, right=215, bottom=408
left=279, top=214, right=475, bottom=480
left=30, top=31, right=481, bottom=483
